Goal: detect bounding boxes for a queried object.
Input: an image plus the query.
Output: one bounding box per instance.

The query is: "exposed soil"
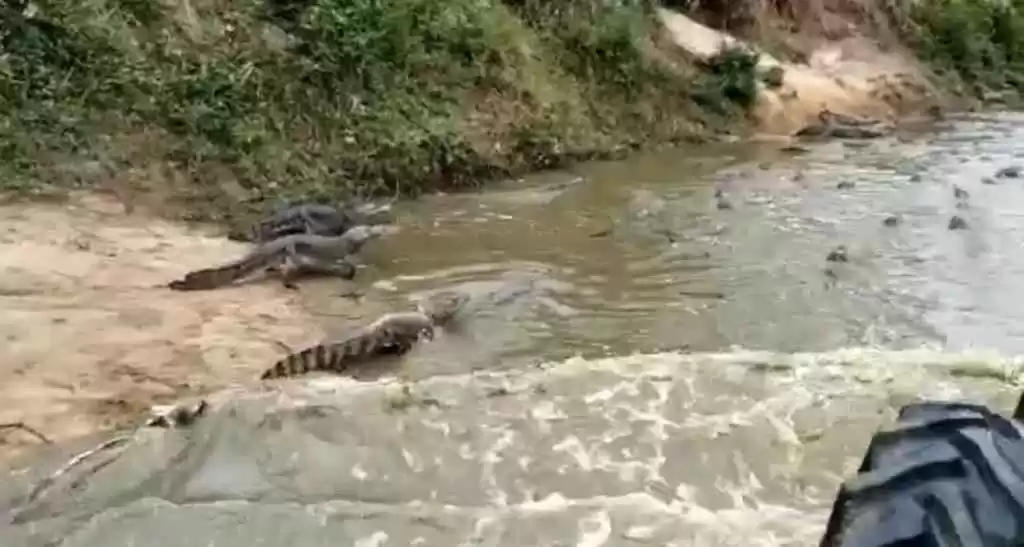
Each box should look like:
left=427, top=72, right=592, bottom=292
left=0, top=193, right=345, bottom=461
left=657, top=9, right=944, bottom=135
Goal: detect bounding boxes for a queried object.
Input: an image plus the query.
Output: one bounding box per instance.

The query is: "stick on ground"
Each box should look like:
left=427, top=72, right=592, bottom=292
left=0, top=422, right=52, bottom=445
left=23, top=433, right=134, bottom=505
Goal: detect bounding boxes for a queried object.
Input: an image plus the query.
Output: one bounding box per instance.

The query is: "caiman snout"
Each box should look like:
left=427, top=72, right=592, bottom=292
left=368, top=224, right=400, bottom=237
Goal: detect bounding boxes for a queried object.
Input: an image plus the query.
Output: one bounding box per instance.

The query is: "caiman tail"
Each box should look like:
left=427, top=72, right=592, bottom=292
left=259, top=329, right=413, bottom=380
left=260, top=343, right=341, bottom=380
left=168, top=250, right=279, bottom=291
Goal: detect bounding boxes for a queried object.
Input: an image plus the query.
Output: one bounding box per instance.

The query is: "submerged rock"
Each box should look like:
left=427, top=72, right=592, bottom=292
left=948, top=215, right=968, bottom=230
left=829, top=126, right=887, bottom=139
left=826, top=245, right=849, bottom=263
left=714, top=187, right=733, bottom=210
left=780, top=144, right=811, bottom=154
left=995, top=165, right=1022, bottom=179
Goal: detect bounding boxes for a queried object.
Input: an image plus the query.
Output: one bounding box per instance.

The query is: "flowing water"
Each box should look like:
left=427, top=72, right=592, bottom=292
left=8, top=113, right=1024, bottom=546
left=333, top=112, right=1024, bottom=363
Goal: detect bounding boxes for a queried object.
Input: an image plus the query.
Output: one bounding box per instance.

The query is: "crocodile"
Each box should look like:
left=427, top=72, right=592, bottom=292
left=259, top=290, right=469, bottom=380
left=794, top=109, right=888, bottom=140
left=228, top=201, right=394, bottom=243
left=820, top=108, right=882, bottom=128
left=168, top=225, right=392, bottom=291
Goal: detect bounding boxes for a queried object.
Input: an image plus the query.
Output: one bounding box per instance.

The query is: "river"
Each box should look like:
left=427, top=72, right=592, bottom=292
left=316, top=111, right=1024, bottom=361
left=4, top=112, right=1024, bottom=546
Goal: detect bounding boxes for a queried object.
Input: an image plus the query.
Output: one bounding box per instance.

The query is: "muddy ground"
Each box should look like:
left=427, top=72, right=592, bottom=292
left=0, top=193, right=384, bottom=461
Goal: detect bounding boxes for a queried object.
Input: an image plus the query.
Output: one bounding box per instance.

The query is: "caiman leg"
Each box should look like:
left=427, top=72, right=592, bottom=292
left=276, top=253, right=356, bottom=290
left=299, top=210, right=332, bottom=235
left=389, top=336, right=417, bottom=385
left=276, top=243, right=303, bottom=290
left=292, top=254, right=357, bottom=280
left=276, top=259, right=301, bottom=290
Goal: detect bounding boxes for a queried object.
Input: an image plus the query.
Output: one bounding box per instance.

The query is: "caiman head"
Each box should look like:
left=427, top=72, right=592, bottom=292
left=417, top=290, right=469, bottom=326
left=342, top=224, right=398, bottom=248
left=818, top=108, right=834, bottom=126
left=350, top=201, right=395, bottom=226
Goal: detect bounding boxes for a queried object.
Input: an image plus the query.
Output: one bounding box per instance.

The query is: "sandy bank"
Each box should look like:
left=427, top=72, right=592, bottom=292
left=0, top=194, right=362, bottom=459
left=657, top=9, right=942, bottom=136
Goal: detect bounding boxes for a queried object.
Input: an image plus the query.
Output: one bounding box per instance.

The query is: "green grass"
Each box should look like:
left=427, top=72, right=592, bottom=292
left=0, top=0, right=759, bottom=224
left=894, top=0, right=1024, bottom=97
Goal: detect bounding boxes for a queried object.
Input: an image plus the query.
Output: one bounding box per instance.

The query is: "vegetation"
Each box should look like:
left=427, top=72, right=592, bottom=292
left=676, top=0, right=1024, bottom=101
left=0, top=0, right=760, bottom=224
left=892, top=0, right=1024, bottom=97
left=692, top=47, right=762, bottom=113
left=4, top=0, right=1024, bottom=225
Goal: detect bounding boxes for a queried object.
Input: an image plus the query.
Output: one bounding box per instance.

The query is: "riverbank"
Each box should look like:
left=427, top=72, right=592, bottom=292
left=3, top=107, right=1024, bottom=462
left=0, top=193, right=351, bottom=460
left=2, top=0, right=1023, bottom=225
left=6, top=105, right=1024, bottom=542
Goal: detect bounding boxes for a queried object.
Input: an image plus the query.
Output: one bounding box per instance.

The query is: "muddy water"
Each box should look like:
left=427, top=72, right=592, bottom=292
left=310, top=112, right=1024, bottom=363
left=8, top=113, right=1024, bottom=546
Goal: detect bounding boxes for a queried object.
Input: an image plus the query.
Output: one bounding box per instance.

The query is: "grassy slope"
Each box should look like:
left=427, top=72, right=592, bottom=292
left=3, top=0, right=1024, bottom=226
left=0, top=0, right=761, bottom=225
left=895, top=0, right=1024, bottom=98
left=705, top=0, right=1024, bottom=101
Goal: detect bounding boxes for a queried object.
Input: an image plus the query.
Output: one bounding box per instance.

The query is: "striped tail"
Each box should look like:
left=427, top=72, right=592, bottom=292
left=259, top=331, right=411, bottom=380
left=260, top=343, right=341, bottom=380
left=168, top=251, right=278, bottom=291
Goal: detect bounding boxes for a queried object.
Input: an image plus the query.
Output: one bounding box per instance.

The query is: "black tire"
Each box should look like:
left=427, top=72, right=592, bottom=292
left=818, top=401, right=1024, bottom=547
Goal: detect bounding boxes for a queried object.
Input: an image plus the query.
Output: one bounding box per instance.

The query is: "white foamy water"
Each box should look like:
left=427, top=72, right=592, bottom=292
left=3, top=348, right=1020, bottom=546
left=318, top=347, right=1019, bottom=546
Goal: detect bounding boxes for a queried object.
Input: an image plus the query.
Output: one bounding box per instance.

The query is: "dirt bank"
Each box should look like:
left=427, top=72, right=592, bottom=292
left=0, top=194, right=384, bottom=461
left=656, top=9, right=942, bottom=137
